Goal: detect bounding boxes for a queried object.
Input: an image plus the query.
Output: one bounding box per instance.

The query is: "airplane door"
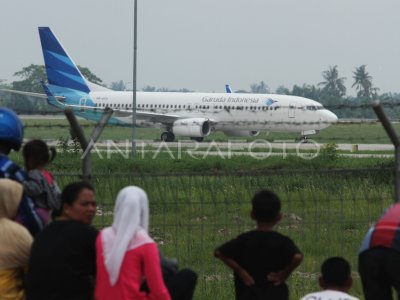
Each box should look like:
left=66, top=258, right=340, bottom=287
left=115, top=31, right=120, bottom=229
left=79, top=98, right=88, bottom=112
left=288, top=102, right=296, bottom=118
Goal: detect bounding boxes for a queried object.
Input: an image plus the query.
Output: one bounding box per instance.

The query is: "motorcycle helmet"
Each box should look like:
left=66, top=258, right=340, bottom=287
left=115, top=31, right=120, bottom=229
left=0, top=108, right=24, bottom=151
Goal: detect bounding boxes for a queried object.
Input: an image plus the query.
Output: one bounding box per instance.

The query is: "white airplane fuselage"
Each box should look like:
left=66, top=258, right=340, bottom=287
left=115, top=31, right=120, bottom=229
left=85, top=91, right=337, bottom=133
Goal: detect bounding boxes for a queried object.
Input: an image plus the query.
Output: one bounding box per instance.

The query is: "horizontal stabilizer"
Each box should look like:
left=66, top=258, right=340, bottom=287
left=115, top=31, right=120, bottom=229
left=0, top=88, right=65, bottom=101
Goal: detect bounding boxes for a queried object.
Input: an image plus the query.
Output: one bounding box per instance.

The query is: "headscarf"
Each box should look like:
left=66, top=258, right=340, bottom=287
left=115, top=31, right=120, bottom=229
left=0, top=179, right=33, bottom=270
left=102, top=186, right=152, bottom=285
left=0, top=179, right=23, bottom=219
left=0, top=219, right=33, bottom=269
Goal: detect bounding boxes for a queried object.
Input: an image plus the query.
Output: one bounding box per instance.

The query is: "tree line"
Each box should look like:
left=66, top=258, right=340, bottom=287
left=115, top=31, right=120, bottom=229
left=1, top=64, right=399, bottom=119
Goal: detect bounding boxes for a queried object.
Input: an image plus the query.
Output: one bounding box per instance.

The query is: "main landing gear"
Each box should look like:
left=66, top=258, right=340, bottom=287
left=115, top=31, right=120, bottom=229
left=161, top=131, right=175, bottom=142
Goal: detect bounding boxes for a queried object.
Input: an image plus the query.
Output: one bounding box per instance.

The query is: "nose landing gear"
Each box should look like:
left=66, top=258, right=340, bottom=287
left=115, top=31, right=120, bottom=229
left=300, top=136, right=308, bottom=144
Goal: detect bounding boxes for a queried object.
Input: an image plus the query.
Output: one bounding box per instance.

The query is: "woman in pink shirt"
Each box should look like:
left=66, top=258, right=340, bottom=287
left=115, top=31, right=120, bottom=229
left=95, top=186, right=171, bottom=300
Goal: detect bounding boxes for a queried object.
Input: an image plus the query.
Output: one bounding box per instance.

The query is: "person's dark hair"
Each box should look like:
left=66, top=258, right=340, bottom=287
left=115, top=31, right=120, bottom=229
left=61, top=181, right=94, bottom=206
left=321, top=257, right=351, bottom=287
left=23, top=139, right=56, bottom=167
left=251, top=189, right=281, bottom=222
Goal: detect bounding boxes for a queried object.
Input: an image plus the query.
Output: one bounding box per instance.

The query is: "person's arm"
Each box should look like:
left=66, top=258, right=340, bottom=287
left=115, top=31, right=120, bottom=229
left=22, top=171, right=44, bottom=197
left=142, top=243, right=171, bottom=300
left=16, top=194, right=44, bottom=237
left=267, top=253, right=303, bottom=285
left=214, top=249, right=255, bottom=286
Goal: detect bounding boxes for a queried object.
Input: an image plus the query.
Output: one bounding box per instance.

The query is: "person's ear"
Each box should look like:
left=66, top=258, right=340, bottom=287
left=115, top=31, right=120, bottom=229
left=62, top=203, right=70, bottom=216
left=250, top=210, right=256, bottom=220
left=276, top=212, right=283, bottom=222
left=345, top=276, right=353, bottom=290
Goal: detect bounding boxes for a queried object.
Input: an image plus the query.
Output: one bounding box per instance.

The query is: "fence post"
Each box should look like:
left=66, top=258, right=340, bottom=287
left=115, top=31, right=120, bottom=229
left=372, top=101, right=400, bottom=202
left=64, top=108, right=113, bottom=183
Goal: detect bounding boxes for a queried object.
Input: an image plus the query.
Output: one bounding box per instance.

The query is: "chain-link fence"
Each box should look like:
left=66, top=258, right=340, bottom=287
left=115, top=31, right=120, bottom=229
left=6, top=102, right=399, bottom=299
left=54, top=168, right=393, bottom=299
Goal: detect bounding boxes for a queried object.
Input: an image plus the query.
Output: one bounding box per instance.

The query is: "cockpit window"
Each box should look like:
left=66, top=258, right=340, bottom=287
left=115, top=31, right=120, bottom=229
left=306, top=105, right=325, bottom=111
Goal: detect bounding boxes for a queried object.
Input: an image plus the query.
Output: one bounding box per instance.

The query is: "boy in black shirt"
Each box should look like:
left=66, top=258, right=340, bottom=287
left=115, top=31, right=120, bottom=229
left=215, top=189, right=303, bottom=300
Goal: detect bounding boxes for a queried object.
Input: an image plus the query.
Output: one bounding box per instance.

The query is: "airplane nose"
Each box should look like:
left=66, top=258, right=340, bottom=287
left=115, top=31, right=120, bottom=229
left=327, top=111, right=338, bottom=124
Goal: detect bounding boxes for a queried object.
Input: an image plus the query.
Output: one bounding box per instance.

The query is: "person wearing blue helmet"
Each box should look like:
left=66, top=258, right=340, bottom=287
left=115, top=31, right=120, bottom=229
left=0, top=108, right=44, bottom=236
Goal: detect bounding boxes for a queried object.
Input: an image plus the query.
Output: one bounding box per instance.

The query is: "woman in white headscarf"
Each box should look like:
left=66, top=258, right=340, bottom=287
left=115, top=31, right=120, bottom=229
left=0, top=179, right=33, bottom=300
left=95, top=186, right=171, bottom=300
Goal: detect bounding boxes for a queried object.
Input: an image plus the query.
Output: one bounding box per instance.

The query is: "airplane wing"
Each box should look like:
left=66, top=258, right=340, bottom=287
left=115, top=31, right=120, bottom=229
left=0, top=88, right=65, bottom=101
left=62, top=103, right=183, bottom=124
left=64, top=103, right=218, bottom=125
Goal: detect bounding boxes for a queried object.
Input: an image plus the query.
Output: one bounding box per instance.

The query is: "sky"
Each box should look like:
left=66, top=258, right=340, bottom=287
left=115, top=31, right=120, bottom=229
left=1, top=0, right=400, bottom=95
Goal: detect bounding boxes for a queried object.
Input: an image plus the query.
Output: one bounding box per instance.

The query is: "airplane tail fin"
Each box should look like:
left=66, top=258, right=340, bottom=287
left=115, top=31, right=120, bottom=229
left=225, top=84, right=232, bottom=93
left=38, top=27, right=90, bottom=94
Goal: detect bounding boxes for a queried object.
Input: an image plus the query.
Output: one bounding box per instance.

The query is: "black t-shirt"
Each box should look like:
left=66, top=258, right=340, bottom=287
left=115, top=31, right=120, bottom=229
left=26, top=220, right=98, bottom=300
left=217, top=230, right=301, bottom=300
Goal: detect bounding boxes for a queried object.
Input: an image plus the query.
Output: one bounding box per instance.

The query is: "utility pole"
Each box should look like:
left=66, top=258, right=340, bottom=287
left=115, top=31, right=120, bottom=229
left=131, top=0, right=138, bottom=157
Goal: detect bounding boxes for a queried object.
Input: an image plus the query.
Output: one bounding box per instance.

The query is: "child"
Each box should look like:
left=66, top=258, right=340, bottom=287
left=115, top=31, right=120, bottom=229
left=22, top=139, right=61, bottom=224
left=300, top=257, right=359, bottom=300
left=215, top=189, right=303, bottom=300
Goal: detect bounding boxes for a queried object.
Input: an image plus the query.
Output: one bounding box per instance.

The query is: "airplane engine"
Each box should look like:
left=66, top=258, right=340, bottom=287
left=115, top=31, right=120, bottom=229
left=172, top=118, right=211, bottom=137
left=223, top=130, right=260, bottom=137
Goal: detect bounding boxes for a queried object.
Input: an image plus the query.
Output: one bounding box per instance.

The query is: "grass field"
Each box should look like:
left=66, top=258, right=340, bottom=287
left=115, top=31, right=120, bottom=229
left=22, top=117, right=399, bottom=144
left=16, top=118, right=398, bottom=299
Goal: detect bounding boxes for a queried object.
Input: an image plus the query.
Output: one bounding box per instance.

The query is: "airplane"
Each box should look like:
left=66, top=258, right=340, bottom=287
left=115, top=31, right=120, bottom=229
left=1, top=27, right=338, bottom=142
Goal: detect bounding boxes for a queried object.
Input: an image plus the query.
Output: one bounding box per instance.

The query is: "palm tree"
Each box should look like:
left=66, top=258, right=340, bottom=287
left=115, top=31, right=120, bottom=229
left=318, top=65, right=346, bottom=97
left=352, top=65, right=373, bottom=98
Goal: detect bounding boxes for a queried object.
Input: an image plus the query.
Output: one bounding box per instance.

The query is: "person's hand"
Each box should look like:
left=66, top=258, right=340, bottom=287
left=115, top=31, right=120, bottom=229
left=267, top=270, right=288, bottom=286
left=237, top=269, right=255, bottom=286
